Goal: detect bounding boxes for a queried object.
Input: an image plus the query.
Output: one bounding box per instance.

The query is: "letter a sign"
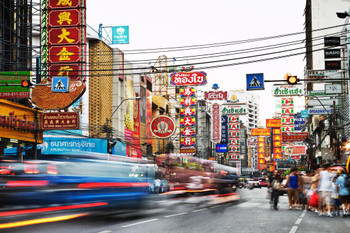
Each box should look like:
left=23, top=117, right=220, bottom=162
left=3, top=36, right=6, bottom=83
left=246, top=73, right=264, bottom=91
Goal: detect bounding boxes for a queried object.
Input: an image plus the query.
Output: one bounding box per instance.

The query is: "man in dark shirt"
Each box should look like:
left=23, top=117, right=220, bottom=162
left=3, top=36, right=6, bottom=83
left=268, top=170, right=282, bottom=210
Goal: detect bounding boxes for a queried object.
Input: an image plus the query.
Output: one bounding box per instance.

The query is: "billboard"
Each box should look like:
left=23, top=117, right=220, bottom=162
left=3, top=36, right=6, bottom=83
left=40, top=137, right=107, bottom=154
left=0, top=71, right=31, bottom=99
left=112, top=26, right=129, bottom=44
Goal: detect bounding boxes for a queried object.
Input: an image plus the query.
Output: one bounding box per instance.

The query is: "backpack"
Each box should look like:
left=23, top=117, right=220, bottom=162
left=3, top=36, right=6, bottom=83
left=272, top=179, right=281, bottom=190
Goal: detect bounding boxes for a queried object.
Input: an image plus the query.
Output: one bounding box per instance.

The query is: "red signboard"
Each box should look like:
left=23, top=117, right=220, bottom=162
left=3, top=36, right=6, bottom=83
left=47, top=27, right=83, bottom=46
left=170, top=71, right=207, bottom=86
left=282, top=132, right=308, bottom=142
left=180, top=147, right=196, bottom=154
left=42, top=112, right=79, bottom=130
left=180, top=87, right=195, bottom=96
left=181, top=126, right=196, bottom=136
left=266, top=119, right=282, bottom=128
left=48, top=45, right=83, bottom=63
left=48, top=63, right=82, bottom=81
left=48, top=9, right=83, bottom=27
left=291, top=155, right=302, bottom=160
left=273, top=128, right=282, bottom=134
left=273, top=141, right=282, bottom=147
left=228, top=116, right=239, bottom=122
left=180, top=106, right=196, bottom=116
left=258, top=148, right=265, bottom=153
left=181, top=137, right=196, bottom=146
left=257, top=137, right=265, bottom=142
left=150, top=116, right=176, bottom=138
left=181, top=117, right=195, bottom=126
left=204, top=91, right=228, bottom=101
left=180, top=97, right=196, bottom=106
left=47, top=0, right=85, bottom=9
left=273, top=135, right=282, bottom=141
left=258, top=164, right=267, bottom=170
left=273, top=148, right=282, bottom=154
left=211, top=103, right=221, bottom=143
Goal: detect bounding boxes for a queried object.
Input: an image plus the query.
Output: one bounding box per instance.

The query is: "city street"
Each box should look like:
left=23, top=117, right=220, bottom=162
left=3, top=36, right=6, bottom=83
left=2, top=188, right=350, bottom=233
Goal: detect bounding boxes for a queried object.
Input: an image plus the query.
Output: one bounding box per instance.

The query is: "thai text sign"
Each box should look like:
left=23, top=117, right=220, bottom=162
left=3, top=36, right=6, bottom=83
left=272, top=84, right=303, bottom=96
left=266, top=119, right=281, bottom=128
left=0, top=71, right=30, bottom=99
left=170, top=71, right=207, bottom=86
left=306, top=70, right=342, bottom=79
left=307, top=108, right=332, bottom=115
left=42, top=112, right=79, bottom=130
left=221, top=104, right=247, bottom=115
left=308, top=99, right=339, bottom=106
left=251, top=128, right=271, bottom=136
left=282, top=132, right=308, bottom=142
left=204, top=91, right=228, bottom=101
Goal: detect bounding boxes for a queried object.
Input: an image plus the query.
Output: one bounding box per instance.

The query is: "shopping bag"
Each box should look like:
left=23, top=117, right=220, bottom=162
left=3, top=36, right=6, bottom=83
left=308, top=191, right=319, bottom=207
left=266, top=188, right=272, bottom=199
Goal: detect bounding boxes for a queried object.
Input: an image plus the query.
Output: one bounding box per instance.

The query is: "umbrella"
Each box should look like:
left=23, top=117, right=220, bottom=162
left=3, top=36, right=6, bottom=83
left=330, top=166, right=345, bottom=173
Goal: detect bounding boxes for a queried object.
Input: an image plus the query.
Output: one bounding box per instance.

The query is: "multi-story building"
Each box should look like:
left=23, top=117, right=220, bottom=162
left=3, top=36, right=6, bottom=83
left=304, top=0, right=350, bottom=164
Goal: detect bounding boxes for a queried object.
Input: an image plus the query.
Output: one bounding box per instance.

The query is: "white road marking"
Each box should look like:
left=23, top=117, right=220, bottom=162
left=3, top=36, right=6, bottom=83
left=192, top=208, right=207, bottom=213
left=289, top=226, right=298, bottom=233
left=98, top=231, right=111, bottom=233
left=295, top=218, right=303, bottom=225
left=121, top=219, right=159, bottom=228
left=164, top=212, right=188, bottom=218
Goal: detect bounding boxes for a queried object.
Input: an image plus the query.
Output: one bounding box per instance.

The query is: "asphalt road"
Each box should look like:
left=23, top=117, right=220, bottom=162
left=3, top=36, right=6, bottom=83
left=2, top=188, right=350, bottom=233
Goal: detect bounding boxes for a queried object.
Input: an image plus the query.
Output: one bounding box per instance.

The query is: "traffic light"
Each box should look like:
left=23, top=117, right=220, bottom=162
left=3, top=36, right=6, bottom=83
left=286, top=75, right=299, bottom=85
left=20, top=80, right=33, bottom=88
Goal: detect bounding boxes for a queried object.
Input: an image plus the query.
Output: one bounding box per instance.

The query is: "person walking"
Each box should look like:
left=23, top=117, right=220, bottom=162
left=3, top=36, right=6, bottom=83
left=300, top=170, right=313, bottom=210
left=268, top=170, right=282, bottom=210
left=285, top=167, right=300, bottom=210
left=331, top=176, right=340, bottom=216
left=335, top=170, right=350, bottom=217
left=317, top=163, right=336, bottom=217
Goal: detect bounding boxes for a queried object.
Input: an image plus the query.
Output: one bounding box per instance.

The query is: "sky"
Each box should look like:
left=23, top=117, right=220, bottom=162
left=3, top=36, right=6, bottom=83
left=86, top=0, right=307, bottom=122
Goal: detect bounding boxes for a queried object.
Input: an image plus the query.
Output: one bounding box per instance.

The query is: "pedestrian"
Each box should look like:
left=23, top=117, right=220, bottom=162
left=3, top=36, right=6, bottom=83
left=317, top=163, right=337, bottom=217
left=335, top=169, right=350, bottom=217
left=331, top=176, right=340, bottom=216
left=284, top=167, right=300, bottom=210
left=268, top=170, right=282, bottom=210
left=300, top=170, right=313, bottom=210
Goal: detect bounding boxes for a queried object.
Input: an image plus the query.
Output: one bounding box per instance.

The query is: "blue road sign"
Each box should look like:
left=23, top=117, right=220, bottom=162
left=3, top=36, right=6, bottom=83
left=112, top=26, right=129, bottom=44
left=52, top=77, right=69, bottom=93
left=275, top=158, right=280, bottom=162
left=246, top=73, right=264, bottom=91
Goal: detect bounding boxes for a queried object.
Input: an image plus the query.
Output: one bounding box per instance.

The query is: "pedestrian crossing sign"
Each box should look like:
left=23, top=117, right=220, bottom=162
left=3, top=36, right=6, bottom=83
left=52, top=76, right=69, bottom=93
left=246, top=73, right=264, bottom=91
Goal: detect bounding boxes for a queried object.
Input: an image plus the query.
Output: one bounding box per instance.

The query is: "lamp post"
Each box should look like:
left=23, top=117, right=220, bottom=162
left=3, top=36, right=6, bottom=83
left=105, top=96, right=141, bottom=154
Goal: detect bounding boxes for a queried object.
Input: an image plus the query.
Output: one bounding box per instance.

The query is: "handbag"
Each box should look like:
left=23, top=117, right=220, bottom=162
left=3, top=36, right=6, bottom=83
left=272, top=180, right=281, bottom=190
left=308, top=191, right=319, bottom=207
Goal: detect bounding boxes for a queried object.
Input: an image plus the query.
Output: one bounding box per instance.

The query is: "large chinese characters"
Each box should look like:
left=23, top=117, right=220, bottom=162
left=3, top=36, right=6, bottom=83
left=179, top=87, right=196, bottom=151
left=42, top=0, right=86, bottom=81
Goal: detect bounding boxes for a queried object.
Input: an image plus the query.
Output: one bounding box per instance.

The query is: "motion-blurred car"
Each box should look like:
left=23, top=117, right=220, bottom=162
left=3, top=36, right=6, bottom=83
left=0, top=159, right=155, bottom=213
left=258, top=178, right=268, bottom=187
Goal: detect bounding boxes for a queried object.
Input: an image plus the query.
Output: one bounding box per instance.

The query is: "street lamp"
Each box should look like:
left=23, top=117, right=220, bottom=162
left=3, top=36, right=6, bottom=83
left=336, top=11, right=350, bottom=19
left=105, top=96, right=141, bottom=153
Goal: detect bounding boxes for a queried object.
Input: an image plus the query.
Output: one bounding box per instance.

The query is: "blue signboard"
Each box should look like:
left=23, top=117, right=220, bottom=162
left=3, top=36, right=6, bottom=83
left=294, top=113, right=306, bottom=131
left=221, top=115, right=228, bottom=144
left=52, top=77, right=69, bottom=93
left=246, top=73, right=264, bottom=91
left=300, top=110, right=309, bottom=118
left=111, top=140, right=127, bottom=156
left=112, top=26, right=129, bottom=44
left=216, top=144, right=228, bottom=153
left=39, top=137, right=108, bottom=154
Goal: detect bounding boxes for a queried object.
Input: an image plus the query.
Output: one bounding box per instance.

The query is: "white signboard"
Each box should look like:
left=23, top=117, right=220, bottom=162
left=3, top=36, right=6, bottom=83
left=221, top=104, right=247, bottom=115
left=325, top=84, right=342, bottom=94
left=272, top=84, right=303, bottom=96
left=306, top=70, right=343, bottom=79
left=308, top=99, right=339, bottom=106
left=308, top=90, right=337, bottom=97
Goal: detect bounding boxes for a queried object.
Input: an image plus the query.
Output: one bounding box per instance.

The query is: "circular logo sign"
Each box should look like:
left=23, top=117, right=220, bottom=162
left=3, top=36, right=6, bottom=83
left=150, top=116, right=176, bottom=138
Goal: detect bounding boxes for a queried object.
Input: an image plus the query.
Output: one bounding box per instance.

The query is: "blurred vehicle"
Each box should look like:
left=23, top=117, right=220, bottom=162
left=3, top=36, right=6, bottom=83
left=0, top=157, right=155, bottom=213
left=247, top=178, right=261, bottom=189
left=258, top=177, right=268, bottom=187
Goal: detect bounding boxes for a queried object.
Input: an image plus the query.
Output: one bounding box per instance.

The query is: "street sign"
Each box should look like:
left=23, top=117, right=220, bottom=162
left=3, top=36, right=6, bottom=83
left=272, top=84, right=303, bottom=96
left=325, top=84, right=342, bottom=94
left=307, top=108, right=332, bottom=115
left=42, top=112, right=79, bottom=130
left=52, top=77, right=69, bottom=93
left=112, top=26, right=129, bottom=44
left=246, top=73, right=264, bottom=91
left=216, top=144, right=228, bottom=153
left=307, top=98, right=339, bottom=106
left=221, top=104, right=247, bottom=115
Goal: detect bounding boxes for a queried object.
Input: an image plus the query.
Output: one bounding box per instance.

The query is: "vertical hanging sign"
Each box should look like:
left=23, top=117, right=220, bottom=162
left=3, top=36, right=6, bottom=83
left=211, top=103, right=221, bottom=143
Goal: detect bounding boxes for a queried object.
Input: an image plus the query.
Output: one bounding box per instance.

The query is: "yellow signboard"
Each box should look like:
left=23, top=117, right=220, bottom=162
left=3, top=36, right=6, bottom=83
left=0, top=100, right=43, bottom=143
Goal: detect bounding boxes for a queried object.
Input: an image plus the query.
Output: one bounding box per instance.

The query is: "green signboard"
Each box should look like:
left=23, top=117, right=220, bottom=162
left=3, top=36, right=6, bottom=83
left=0, top=71, right=30, bottom=99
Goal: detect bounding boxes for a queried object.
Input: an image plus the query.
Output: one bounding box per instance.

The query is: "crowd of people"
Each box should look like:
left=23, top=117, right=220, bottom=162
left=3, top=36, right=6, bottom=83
left=267, top=163, right=350, bottom=218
